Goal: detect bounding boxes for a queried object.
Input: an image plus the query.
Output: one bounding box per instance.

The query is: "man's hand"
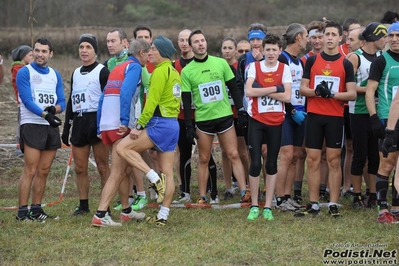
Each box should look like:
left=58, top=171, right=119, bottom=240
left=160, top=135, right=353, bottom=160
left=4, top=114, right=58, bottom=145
left=315, top=81, right=330, bottom=97
left=44, top=106, right=56, bottom=115
left=382, top=129, right=397, bottom=157
left=186, top=126, right=199, bottom=145
left=44, top=113, right=62, bottom=127
left=370, top=114, right=385, bottom=139
left=291, top=110, right=307, bottom=125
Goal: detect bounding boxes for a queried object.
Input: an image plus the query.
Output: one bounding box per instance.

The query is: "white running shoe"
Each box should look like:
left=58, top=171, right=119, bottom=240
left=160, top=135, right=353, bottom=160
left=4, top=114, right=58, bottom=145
left=276, top=200, right=297, bottom=212
left=172, top=193, right=192, bottom=203
left=120, top=209, right=146, bottom=222
left=92, top=214, right=122, bottom=227
left=287, top=198, right=301, bottom=209
left=210, top=195, right=220, bottom=204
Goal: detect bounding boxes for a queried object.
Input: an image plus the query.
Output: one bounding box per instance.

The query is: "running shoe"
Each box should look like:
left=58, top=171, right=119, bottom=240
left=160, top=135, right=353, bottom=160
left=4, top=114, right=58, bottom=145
left=377, top=212, right=399, bottom=224
left=366, top=197, right=378, bottom=209
left=293, top=195, right=302, bottom=205
left=223, top=190, right=234, bottom=200
left=71, top=206, right=90, bottom=216
left=276, top=200, right=297, bottom=212
left=197, top=197, right=207, bottom=204
left=210, top=195, right=220, bottom=204
left=262, top=208, right=274, bottom=221
left=328, top=205, right=342, bottom=218
left=247, top=206, right=260, bottom=220
left=15, top=214, right=34, bottom=222
left=146, top=216, right=167, bottom=226
left=294, top=203, right=320, bottom=217
left=149, top=173, right=166, bottom=204
left=286, top=198, right=302, bottom=209
left=172, top=193, right=192, bottom=203
left=92, top=214, right=122, bottom=227
left=351, top=196, right=367, bottom=209
left=120, top=209, right=145, bottom=222
left=390, top=211, right=399, bottom=222
left=30, top=209, right=58, bottom=221
left=132, top=196, right=148, bottom=211
left=240, top=189, right=251, bottom=203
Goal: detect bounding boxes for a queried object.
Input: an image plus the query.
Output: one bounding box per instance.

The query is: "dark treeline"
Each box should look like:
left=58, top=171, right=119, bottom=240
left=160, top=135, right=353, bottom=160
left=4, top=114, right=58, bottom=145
left=1, top=0, right=397, bottom=56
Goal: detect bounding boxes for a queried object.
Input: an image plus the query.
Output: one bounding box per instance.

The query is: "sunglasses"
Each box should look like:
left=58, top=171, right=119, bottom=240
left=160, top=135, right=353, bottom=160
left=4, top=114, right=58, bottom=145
left=237, top=49, right=250, bottom=54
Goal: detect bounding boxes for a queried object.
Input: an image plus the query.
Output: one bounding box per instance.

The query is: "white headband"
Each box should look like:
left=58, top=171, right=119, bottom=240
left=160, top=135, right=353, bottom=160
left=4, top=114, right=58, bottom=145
left=308, top=29, right=323, bottom=37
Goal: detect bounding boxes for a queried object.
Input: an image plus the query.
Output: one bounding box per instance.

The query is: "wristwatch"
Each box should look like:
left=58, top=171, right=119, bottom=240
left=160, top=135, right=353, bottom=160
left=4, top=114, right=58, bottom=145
left=136, top=124, right=144, bottom=130
left=291, top=109, right=297, bottom=115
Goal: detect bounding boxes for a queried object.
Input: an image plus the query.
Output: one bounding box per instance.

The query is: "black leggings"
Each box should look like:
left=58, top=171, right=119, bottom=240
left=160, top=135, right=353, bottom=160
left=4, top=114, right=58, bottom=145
left=247, top=117, right=282, bottom=176
left=178, top=119, right=217, bottom=194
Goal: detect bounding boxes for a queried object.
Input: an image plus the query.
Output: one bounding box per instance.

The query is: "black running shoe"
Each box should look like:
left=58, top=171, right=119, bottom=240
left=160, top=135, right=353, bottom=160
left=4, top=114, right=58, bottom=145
left=71, top=206, right=90, bottom=216
left=15, top=214, right=34, bottom=222
left=328, top=204, right=342, bottom=218
left=30, top=210, right=59, bottom=221
left=294, top=203, right=320, bottom=217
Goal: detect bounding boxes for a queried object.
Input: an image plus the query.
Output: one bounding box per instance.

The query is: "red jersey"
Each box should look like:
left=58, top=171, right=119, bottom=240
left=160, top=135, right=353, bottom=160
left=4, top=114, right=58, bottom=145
left=248, top=62, right=286, bottom=126
left=146, top=60, right=155, bottom=74
left=11, top=63, right=24, bottom=104
left=338, top=43, right=349, bottom=57
left=307, top=53, right=346, bottom=117
left=301, top=51, right=314, bottom=66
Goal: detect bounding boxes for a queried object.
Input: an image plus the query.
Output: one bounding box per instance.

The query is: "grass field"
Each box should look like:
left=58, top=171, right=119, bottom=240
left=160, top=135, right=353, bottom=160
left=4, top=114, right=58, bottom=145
left=0, top=59, right=398, bottom=265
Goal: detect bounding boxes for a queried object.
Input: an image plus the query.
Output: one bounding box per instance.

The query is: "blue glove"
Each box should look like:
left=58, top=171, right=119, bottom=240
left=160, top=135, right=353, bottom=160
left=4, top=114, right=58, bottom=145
left=291, top=110, right=307, bottom=125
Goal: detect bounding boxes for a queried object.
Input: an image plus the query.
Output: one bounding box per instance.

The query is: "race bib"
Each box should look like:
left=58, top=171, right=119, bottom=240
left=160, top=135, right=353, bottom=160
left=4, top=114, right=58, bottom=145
left=291, top=83, right=304, bottom=106
left=199, top=80, right=224, bottom=104
left=314, top=75, right=340, bottom=93
left=257, top=96, right=283, bottom=113
left=71, top=88, right=89, bottom=112
left=34, top=89, right=57, bottom=109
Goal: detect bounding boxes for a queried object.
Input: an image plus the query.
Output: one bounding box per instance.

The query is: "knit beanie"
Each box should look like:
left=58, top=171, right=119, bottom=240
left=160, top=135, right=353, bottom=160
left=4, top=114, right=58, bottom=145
left=78, top=34, right=98, bottom=54
left=153, top=35, right=176, bottom=59
left=11, top=45, right=32, bottom=61
left=362, top=22, right=387, bottom=42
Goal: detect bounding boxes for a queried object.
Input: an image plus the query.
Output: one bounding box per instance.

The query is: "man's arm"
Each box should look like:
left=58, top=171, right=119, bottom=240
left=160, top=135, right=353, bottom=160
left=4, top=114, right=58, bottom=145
left=365, top=79, right=379, bottom=116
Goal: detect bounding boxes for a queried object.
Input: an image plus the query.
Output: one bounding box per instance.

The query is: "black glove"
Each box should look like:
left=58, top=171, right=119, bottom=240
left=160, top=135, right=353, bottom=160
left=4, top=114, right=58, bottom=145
left=382, top=129, right=397, bottom=158
left=370, top=114, right=385, bottom=139
left=44, top=113, right=62, bottom=127
left=44, top=106, right=56, bottom=115
left=237, top=108, right=248, bottom=129
left=186, top=126, right=198, bottom=145
left=61, top=126, right=70, bottom=146
left=315, top=81, right=330, bottom=97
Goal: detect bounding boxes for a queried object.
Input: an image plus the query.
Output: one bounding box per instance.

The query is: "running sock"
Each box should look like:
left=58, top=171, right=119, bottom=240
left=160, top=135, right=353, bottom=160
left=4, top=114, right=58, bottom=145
left=137, top=191, right=146, bottom=198
left=79, top=199, right=89, bottom=210
left=319, top=184, right=327, bottom=196
left=284, top=194, right=291, bottom=200
left=328, top=202, right=338, bottom=208
left=95, top=210, right=107, bottom=218
left=294, top=181, right=302, bottom=192
left=146, top=169, right=160, bottom=183
left=276, top=197, right=284, bottom=206
left=368, top=193, right=377, bottom=200
left=17, top=205, right=29, bottom=218
left=310, top=201, right=319, bottom=210
left=376, top=173, right=389, bottom=210
left=158, top=206, right=170, bottom=220
left=30, top=204, right=41, bottom=215
left=122, top=207, right=132, bottom=214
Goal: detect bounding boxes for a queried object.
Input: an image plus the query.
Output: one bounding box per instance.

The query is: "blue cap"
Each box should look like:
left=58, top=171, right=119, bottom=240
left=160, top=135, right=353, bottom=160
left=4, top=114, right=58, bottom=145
left=248, top=30, right=266, bottom=41
left=388, top=22, right=399, bottom=34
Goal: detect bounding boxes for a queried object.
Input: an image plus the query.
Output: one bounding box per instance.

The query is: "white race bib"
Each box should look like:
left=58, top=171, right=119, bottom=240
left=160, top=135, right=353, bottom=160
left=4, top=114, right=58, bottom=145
left=257, top=96, right=283, bottom=113
left=199, top=80, right=224, bottom=104
left=314, top=75, right=340, bottom=93
left=291, top=83, right=304, bottom=105
left=34, top=89, right=57, bottom=109
left=71, top=88, right=89, bottom=112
